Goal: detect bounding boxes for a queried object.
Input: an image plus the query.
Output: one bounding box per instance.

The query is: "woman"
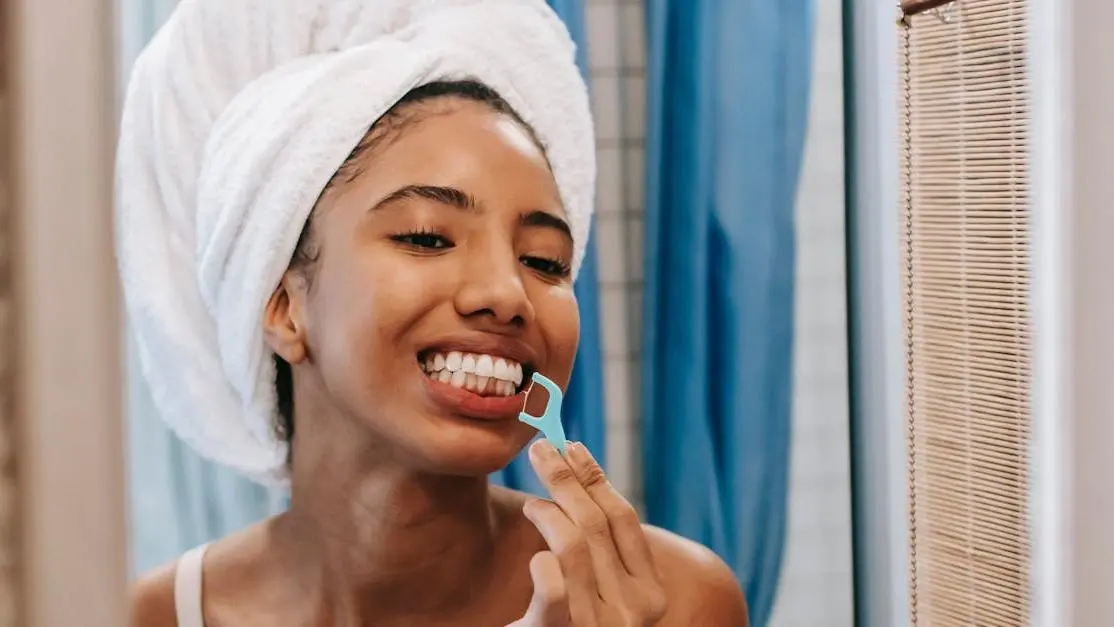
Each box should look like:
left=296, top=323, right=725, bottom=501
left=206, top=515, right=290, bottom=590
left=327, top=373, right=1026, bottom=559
left=120, top=3, right=748, bottom=626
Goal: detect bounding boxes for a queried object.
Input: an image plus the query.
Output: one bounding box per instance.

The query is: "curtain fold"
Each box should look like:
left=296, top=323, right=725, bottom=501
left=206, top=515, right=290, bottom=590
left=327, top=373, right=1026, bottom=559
left=492, top=0, right=607, bottom=494
left=641, top=1, right=813, bottom=625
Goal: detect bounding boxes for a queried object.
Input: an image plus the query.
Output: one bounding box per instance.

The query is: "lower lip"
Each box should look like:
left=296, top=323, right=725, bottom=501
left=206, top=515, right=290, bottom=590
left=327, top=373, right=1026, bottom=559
left=423, top=374, right=528, bottom=421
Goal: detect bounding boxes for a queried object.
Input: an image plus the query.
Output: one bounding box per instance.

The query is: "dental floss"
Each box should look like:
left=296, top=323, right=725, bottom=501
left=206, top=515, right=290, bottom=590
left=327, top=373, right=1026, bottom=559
left=518, top=372, right=568, bottom=454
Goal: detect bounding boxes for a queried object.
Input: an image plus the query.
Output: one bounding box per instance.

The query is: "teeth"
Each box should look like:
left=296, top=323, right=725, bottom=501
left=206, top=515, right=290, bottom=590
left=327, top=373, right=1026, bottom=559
left=450, top=370, right=467, bottom=388
left=475, top=354, right=494, bottom=377
left=421, top=349, right=527, bottom=397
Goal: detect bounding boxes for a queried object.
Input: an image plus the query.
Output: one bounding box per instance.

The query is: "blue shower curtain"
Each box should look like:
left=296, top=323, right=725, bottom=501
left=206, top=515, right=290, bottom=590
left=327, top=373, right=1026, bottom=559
left=492, top=0, right=607, bottom=494
left=641, top=1, right=813, bottom=625
left=125, top=0, right=605, bottom=573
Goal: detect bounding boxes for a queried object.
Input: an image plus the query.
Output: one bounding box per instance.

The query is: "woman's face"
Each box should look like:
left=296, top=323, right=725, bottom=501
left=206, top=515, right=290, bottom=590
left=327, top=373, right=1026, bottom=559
left=271, top=98, right=580, bottom=476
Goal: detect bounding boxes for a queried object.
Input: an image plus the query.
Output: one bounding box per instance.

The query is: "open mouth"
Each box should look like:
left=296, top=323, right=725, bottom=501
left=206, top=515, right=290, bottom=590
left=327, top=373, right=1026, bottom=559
left=418, top=350, right=534, bottom=398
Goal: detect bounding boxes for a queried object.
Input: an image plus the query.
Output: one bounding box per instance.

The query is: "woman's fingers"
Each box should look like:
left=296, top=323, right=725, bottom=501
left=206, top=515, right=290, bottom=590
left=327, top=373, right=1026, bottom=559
left=563, top=441, right=658, bottom=580
left=513, top=551, right=570, bottom=626
left=528, top=440, right=626, bottom=597
left=524, top=440, right=669, bottom=626
left=523, top=498, right=600, bottom=626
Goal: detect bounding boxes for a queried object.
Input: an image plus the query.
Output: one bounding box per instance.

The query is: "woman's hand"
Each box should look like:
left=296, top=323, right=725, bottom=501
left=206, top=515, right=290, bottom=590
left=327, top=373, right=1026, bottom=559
left=508, top=440, right=668, bottom=627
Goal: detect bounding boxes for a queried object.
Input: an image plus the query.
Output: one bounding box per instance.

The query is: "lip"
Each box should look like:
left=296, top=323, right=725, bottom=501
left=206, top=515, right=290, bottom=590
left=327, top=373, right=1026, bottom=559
left=422, top=373, right=528, bottom=421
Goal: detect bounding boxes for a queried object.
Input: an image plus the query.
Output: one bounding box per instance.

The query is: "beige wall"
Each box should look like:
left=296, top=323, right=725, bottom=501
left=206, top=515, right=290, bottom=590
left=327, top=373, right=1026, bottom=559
left=5, top=0, right=128, bottom=625
left=1063, top=0, right=1114, bottom=622
left=1028, top=1, right=1114, bottom=624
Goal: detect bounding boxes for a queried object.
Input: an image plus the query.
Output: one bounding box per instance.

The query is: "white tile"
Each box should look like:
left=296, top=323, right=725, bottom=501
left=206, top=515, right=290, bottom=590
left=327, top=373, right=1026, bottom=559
left=624, top=215, right=644, bottom=282
left=602, top=357, right=635, bottom=494
left=595, top=145, right=624, bottom=216
left=604, top=358, right=633, bottom=423
left=619, top=3, right=647, bottom=69
left=604, top=389, right=637, bottom=495
left=604, top=426, right=636, bottom=498
left=623, top=146, right=645, bottom=212
left=590, top=75, right=623, bottom=141
left=624, top=354, right=642, bottom=415
left=623, top=283, right=643, bottom=351
left=595, top=214, right=627, bottom=283
left=623, top=75, right=647, bottom=139
left=600, top=284, right=631, bottom=358
left=586, top=3, right=621, bottom=70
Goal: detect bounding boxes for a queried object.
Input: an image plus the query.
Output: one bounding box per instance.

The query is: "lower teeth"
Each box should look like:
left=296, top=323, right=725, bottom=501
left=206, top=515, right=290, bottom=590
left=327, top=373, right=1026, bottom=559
left=426, top=371, right=514, bottom=397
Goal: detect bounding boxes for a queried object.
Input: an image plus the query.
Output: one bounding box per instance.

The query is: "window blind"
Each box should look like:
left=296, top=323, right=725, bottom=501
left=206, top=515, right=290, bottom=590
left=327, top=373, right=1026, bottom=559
left=898, top=1, right=1031, bottom=625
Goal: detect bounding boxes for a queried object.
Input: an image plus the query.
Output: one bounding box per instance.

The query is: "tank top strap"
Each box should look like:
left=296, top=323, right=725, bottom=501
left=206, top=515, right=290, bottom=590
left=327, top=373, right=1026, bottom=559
left=173, top=543, right=210, bottom=627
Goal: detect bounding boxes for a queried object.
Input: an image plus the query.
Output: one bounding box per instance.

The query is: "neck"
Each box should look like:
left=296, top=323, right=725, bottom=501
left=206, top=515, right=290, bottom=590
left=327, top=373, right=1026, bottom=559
left=273, top=435, right=506, bottom=623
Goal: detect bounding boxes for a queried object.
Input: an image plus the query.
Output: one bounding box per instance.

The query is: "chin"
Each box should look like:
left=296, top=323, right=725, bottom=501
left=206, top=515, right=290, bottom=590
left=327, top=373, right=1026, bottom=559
left=398, top=419, right=535, bottom=477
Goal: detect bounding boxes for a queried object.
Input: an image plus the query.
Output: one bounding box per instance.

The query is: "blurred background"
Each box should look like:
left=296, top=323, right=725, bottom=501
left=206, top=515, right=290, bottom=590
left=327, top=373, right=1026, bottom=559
left=6, top=0, right=1114, bottom=626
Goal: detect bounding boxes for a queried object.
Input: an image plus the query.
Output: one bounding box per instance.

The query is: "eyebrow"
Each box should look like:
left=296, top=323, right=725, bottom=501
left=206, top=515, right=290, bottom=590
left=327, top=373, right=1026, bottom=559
left=370, top=184, right=573, bottom=241
left=371, top=184, right=477, bottom=212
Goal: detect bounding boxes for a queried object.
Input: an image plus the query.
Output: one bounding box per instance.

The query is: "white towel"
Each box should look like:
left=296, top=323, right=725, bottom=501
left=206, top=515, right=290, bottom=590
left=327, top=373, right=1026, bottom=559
left=116, top=0, right=595, bottom=486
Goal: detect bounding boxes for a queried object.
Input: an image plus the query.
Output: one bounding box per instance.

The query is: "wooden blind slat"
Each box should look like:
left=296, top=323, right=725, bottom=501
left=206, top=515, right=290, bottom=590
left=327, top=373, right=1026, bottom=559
left=899, top=1, right=1031, bottom=625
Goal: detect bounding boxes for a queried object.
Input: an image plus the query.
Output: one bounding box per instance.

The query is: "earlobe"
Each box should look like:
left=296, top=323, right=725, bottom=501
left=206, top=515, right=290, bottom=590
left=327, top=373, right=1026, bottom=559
left=263, top=273, right=308, bottom=365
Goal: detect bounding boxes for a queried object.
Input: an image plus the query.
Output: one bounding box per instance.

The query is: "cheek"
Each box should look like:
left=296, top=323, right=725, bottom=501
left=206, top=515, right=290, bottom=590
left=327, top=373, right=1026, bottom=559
left=308, top=254, right=436, bottom=383
left=539, top=285, right=581, bottom=381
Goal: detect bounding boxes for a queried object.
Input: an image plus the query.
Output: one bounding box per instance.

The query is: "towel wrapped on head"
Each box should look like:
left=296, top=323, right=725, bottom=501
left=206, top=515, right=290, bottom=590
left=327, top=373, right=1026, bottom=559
left=115, top=0, right=596, bottom=486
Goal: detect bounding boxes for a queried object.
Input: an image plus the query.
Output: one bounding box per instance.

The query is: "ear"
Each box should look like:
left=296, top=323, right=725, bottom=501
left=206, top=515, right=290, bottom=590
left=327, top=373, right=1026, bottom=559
left=263, top=272, right=309, bottom=365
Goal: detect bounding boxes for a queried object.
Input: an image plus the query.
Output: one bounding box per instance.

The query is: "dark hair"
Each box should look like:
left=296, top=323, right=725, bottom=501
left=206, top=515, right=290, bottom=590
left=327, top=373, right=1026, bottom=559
left=273, top=80, right=544, bottom=448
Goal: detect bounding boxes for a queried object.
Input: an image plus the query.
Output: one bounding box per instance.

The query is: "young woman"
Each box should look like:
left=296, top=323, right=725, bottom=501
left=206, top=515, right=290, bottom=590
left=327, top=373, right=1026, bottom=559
left=120, top=3, right=748, bottom=626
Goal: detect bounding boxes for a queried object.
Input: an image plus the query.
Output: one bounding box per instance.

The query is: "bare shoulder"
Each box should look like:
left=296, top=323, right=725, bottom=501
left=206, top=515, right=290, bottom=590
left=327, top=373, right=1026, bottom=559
left=129, top=559, right=178, bottom=627
left=643, top=524, right=749, bottom=627
left=128, top=523, right=270, bottom=627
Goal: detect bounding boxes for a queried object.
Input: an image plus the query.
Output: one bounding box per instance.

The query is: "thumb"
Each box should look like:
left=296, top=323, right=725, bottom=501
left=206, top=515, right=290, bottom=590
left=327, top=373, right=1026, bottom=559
left=507, top=551, right=570, bottom=626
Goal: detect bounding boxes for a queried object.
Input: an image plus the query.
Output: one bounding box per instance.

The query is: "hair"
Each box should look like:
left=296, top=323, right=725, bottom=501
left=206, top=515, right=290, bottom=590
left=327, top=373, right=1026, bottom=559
left=273, top=80, right=545, bottom=447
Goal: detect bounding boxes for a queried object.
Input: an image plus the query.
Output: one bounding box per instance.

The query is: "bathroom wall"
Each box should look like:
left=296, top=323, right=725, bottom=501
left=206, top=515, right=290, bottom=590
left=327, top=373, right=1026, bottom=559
left=766, top=0, right=855, bottom=624
left=583, top=0, right=646, bottom=507
left=583, top=1, right=855, bottom=625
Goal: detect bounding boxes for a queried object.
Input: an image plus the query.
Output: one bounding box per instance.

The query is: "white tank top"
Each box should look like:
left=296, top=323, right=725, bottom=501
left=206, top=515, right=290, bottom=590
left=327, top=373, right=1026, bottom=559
left=173, top=544, right=210, bottom=627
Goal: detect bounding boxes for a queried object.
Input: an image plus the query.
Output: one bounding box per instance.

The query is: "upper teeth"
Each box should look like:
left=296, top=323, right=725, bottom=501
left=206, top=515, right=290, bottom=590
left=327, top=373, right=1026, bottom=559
left=422, top=351, right=524, bottom=396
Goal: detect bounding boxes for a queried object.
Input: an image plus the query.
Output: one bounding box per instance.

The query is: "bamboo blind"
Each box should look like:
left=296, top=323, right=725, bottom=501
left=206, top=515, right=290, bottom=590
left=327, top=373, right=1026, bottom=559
left=898, top=1, right=1031, bottom=625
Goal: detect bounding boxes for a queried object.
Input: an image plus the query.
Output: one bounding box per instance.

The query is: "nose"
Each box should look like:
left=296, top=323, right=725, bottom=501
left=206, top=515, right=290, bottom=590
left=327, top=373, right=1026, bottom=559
left=453, top=241, right=536, bottom=328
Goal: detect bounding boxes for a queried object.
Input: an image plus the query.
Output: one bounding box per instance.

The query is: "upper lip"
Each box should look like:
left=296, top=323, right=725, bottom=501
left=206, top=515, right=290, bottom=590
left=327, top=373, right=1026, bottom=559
left=417, top=333, right=541, bottom=372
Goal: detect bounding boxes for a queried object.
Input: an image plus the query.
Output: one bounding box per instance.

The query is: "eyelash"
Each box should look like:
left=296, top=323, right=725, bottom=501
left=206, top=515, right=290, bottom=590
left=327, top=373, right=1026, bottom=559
left=389, top=229, right=571, bottom=278
left=389, top=228, right=451, bottom=250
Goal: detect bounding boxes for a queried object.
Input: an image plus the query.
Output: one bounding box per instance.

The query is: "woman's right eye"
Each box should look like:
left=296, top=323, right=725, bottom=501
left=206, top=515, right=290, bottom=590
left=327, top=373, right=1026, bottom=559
left=389, top=230, right=454, bottom=250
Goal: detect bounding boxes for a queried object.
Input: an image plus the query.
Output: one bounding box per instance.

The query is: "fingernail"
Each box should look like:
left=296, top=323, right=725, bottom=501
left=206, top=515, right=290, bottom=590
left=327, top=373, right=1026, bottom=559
left=522, top=500, right=538, bottom=521
left=529, top=439, right=557, bottom=460
left=566, top=441, right=586, bottom=462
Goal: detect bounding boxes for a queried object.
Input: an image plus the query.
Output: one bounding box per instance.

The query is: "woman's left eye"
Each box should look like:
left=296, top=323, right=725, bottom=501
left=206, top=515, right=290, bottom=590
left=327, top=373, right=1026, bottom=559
left=390, top=230, right=453, bottom=250
left=521, top=255, right=571, bottom=278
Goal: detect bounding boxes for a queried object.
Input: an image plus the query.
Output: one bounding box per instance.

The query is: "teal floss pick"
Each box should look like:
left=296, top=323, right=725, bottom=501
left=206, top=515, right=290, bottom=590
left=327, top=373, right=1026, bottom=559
left=518, top=372, right=568, bottom=454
